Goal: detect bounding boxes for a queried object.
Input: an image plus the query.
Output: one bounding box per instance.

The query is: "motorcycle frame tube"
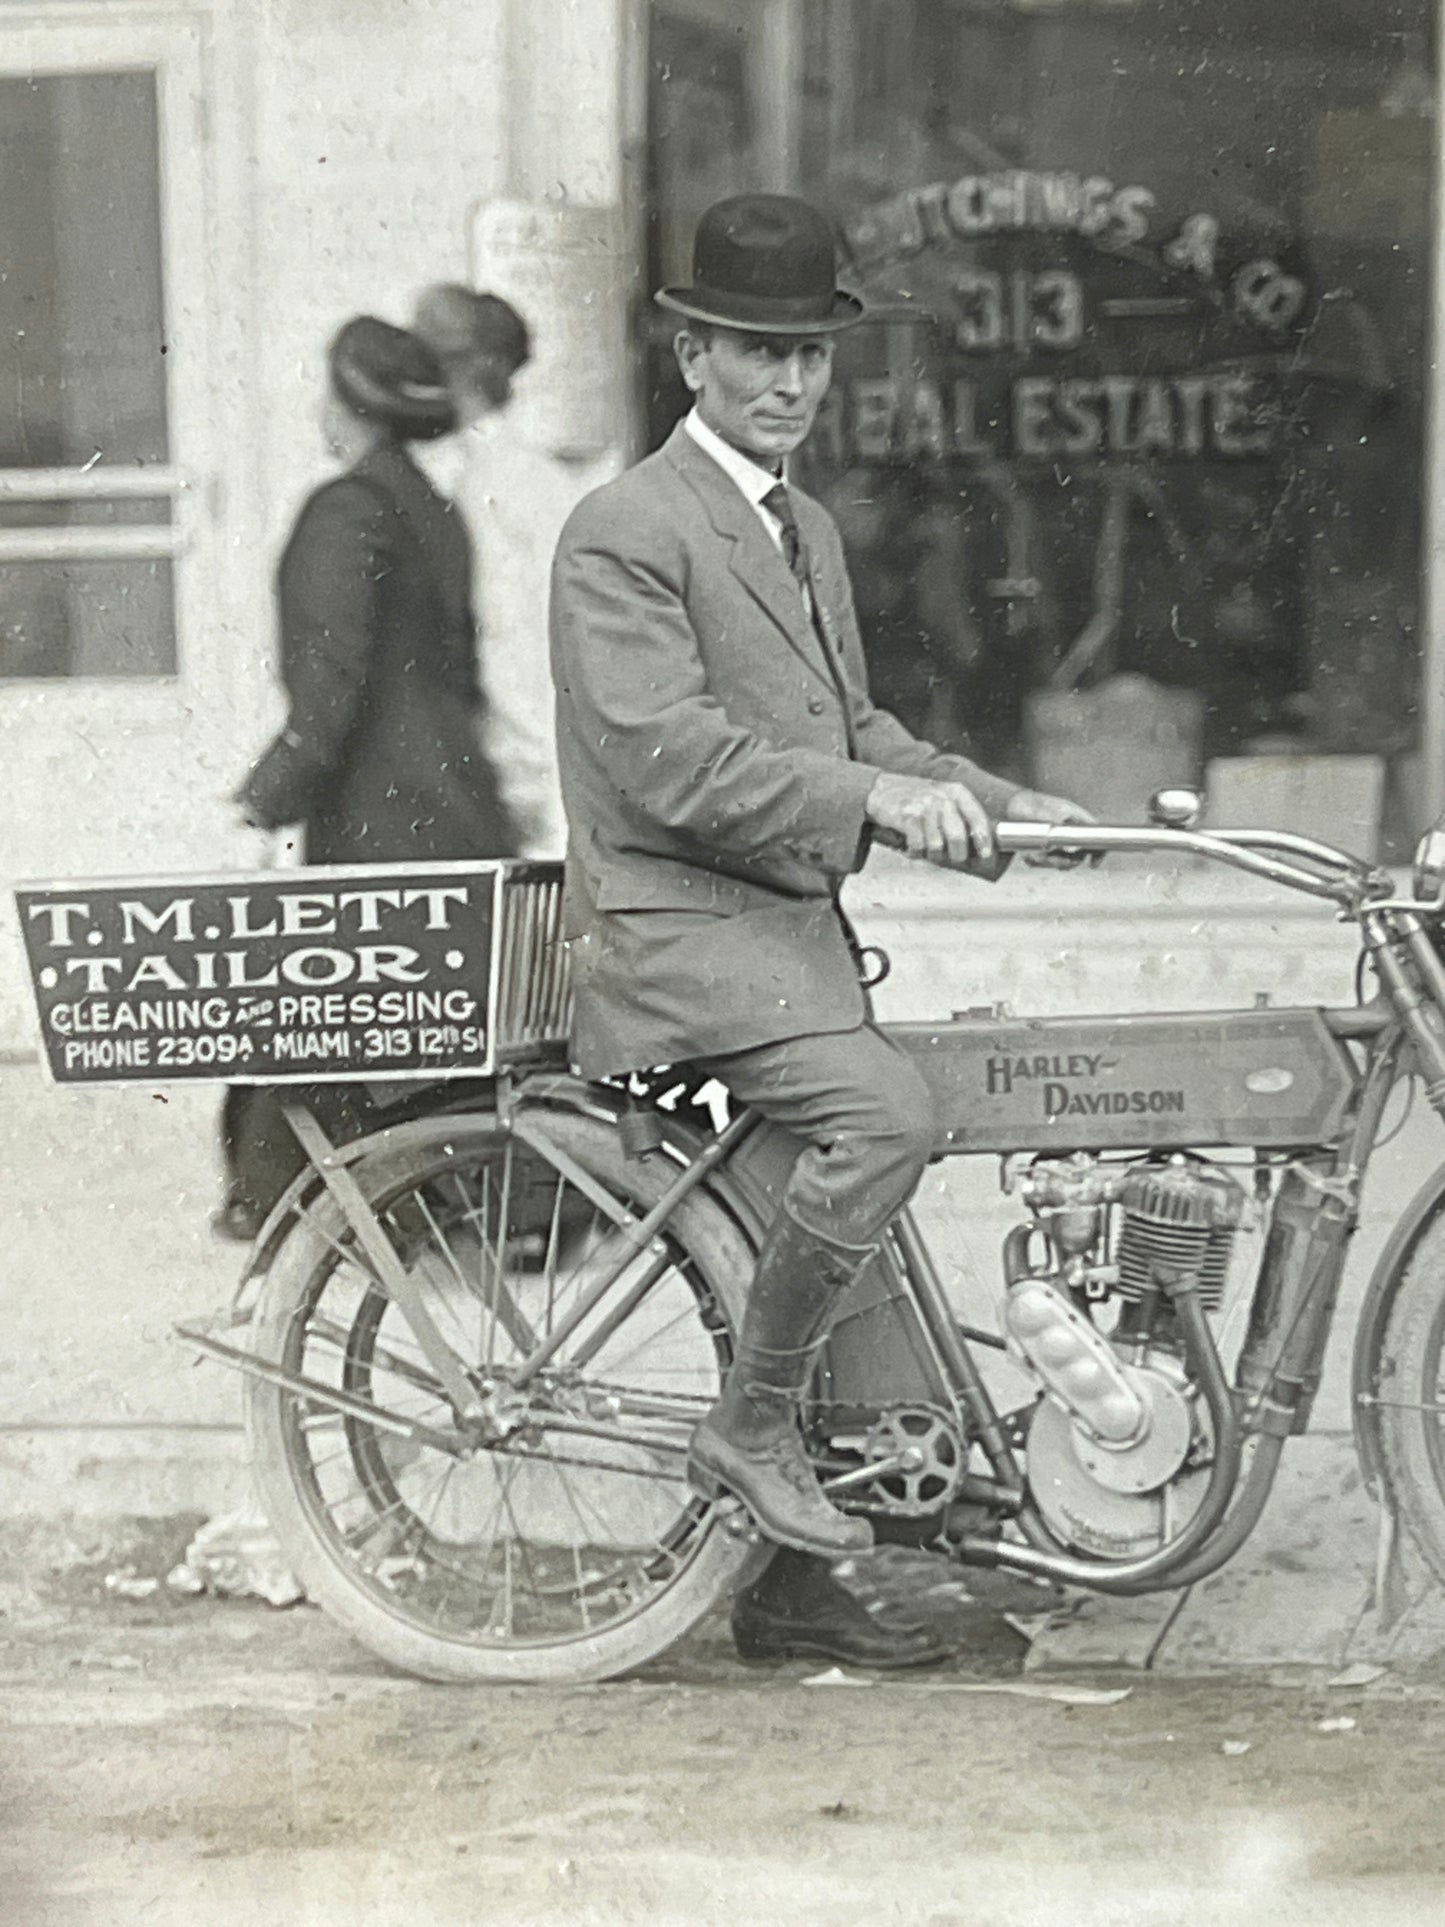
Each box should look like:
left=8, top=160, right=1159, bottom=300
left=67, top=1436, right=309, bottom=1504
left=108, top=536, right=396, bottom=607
left=280, top=1099, right=490, bottom=1424
left=225, top=1085, right=510, bottom=1320
left=503, top=1104, right=762, bottom=1390
left=1235, top=1027, right=1405, bottom=1437
left=888, top=1208, right=1026, bottom=1493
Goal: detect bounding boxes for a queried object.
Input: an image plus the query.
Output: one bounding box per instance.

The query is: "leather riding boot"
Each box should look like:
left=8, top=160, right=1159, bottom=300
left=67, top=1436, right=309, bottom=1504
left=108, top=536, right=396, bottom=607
left=688, top=1208, right=875, bottom=1558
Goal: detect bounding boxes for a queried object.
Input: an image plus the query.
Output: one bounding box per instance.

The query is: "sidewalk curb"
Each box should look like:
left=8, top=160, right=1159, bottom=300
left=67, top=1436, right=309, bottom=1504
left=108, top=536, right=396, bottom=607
left=1025, top=1433, right=1445, bottom=1673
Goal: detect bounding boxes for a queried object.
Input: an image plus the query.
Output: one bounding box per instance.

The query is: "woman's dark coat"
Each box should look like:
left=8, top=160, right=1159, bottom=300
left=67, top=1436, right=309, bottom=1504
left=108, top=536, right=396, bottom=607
left=241, top=441, right=516, bottom=863
left=223, top=442, right=516, bottom=1231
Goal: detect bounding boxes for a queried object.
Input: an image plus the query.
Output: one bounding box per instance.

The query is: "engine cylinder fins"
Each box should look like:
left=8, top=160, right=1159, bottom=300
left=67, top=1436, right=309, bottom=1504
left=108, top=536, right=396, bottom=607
left=1116, top=1225, right=1235, bottom=1309
left=1005, top=1279, right=1145, bottom=1445
left=1118, top=1159, right=1247, bottom=1231
left=1115, top=1160, right=1247, bottom=1310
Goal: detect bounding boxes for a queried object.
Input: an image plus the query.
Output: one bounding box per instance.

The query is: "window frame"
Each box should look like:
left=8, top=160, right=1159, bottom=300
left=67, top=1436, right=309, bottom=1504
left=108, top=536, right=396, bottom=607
left=0, top=10, right=211, bottom=707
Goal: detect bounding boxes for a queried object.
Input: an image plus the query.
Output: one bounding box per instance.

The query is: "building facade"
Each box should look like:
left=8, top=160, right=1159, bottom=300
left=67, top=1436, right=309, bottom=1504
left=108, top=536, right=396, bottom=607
left=3, top=0, right=1440, bottom=1036
left=1, top=0, right=639, bottom=1048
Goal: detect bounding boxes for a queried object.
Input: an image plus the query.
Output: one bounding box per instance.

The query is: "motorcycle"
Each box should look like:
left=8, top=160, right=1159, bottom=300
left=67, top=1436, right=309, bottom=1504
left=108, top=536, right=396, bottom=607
left=151, top=791, right=1445, bottom=1684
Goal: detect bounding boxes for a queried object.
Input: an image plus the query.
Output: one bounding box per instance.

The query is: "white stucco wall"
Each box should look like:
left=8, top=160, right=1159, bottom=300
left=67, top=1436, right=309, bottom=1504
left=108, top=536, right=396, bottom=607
left=243, top=0, right=511, bottom=696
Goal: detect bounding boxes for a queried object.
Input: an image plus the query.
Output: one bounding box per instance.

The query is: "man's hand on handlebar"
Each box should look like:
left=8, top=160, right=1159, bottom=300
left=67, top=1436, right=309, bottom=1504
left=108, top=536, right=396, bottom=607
left=866, top=772, right=996, bottom=869
left=1005, top=787, right=1100, bottom=868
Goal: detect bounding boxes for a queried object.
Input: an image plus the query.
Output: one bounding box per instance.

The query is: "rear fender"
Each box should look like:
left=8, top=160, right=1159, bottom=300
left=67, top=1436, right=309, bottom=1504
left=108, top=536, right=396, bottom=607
left=517, top=1071, right=774, bottom=1247
left=230, top=1102, right=516, bottom=1315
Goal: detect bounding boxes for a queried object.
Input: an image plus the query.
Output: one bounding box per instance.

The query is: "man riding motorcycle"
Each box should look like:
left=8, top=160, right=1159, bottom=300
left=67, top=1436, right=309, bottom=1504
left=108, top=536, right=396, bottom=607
left=549, top=192, right=1089, bottom=1666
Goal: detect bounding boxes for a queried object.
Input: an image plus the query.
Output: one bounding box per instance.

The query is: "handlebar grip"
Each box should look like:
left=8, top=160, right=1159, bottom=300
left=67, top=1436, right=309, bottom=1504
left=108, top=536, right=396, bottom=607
left=868, top=821, right=1016, bottom=880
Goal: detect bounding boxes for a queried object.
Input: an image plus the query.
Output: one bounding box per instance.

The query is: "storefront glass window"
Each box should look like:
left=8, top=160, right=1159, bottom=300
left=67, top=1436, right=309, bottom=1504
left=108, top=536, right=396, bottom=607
left=647, top=0, right=1435, bottom=855
left=0, top=69, right=176, bottom=677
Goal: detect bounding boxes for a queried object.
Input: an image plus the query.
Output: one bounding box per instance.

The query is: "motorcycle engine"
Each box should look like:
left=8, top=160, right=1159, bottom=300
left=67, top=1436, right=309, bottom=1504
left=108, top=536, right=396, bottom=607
left=1007, top=1152, right=1247, bottom=1557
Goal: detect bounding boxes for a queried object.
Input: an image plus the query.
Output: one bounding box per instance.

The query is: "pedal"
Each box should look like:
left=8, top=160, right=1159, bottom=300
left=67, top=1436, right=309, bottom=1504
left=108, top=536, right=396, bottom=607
left=712, top=1493, right=759, bottom=1543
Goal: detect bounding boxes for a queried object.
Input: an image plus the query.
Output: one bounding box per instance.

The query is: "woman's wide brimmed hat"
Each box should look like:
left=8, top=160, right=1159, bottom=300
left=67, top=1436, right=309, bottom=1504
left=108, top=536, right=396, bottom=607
left=656, top=194, right=864, bottom=335
left=328, top=316, right=457, bottom=441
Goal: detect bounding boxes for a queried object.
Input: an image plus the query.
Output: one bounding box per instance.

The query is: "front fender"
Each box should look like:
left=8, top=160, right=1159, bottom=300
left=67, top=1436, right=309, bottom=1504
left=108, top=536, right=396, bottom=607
left=1352, top=1161, right=1445, bottom=1491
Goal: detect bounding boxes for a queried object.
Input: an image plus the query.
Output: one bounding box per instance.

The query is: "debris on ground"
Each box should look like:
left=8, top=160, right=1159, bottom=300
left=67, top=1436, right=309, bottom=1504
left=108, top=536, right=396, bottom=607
left=800, top=1665, right=1131, bottom=1705
left=1221, top=1739, right=1253, bottom=1757
left=102, top=1570, right=161, bottom=1601
left=1326, top=1662, right=1387, bottom=1689
left=169, top=1510, right=305, bottom=1609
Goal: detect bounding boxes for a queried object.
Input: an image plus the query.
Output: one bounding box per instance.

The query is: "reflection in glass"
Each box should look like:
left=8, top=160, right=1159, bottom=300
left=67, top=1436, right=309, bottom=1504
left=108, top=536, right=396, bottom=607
left=645, top=0, right=1435, bottom=853
left=0, top=70, right=168, bottom=468
left=0, top=562, right=176, bottom=678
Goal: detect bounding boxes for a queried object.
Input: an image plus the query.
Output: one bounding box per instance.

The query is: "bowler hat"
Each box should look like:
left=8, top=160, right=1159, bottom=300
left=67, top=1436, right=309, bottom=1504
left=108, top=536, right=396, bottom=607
left=657, top=194, right=864, bottom=335
left=329, top=316, right=457, bottom=441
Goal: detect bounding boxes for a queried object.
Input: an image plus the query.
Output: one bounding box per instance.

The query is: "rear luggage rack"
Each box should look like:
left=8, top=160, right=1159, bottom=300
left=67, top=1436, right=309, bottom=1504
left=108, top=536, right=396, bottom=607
left=495, top=861, right=573, bottom=1063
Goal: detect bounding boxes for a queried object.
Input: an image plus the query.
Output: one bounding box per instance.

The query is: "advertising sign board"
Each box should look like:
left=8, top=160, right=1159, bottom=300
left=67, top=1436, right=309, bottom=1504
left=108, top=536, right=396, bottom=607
left=15, top=861, right=506, bottom=1085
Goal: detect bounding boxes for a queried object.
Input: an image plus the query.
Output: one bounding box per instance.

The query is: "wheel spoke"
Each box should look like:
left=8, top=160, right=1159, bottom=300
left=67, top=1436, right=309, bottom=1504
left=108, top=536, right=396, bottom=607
left=452, top=1169, right=538, bottom=1355
left=261, top=1123, right=743, bottom=1669
left=486, top=1145, right=517, bottom=1375
left=597, top=1293, right=717, bottom=1377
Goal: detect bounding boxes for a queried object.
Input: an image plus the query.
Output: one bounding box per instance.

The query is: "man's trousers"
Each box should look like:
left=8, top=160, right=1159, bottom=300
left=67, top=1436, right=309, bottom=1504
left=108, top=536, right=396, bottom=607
left=697, top=1022, right=939, bottom=1247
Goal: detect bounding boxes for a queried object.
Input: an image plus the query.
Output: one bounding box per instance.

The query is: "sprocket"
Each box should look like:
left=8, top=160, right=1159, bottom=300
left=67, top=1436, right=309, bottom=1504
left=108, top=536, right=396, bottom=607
left=851, top=1404, right=968, bottom=1518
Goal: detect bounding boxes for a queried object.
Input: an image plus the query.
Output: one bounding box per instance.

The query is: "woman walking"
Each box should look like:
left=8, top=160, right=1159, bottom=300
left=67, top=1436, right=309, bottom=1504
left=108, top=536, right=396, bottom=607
left=217, top=315, right=518, bottom=1238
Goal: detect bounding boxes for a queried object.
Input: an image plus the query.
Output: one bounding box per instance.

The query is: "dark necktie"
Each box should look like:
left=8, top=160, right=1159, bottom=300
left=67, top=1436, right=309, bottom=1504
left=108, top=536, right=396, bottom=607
left=762, top=481, right=856, bottom=757
left=762, top=482, right=809, bottom=589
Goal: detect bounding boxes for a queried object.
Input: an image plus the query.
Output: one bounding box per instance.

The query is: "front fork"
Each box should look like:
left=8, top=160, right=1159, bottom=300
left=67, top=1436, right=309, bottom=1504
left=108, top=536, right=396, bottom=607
left=1348, top=913, right=1445, bottom=1619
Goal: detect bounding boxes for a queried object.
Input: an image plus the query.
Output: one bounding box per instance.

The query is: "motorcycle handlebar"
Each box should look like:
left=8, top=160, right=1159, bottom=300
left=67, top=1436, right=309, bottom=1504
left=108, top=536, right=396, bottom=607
left=874, top=819, right=1386, bottom=908
left=995, top=821, right=1374, bottom=904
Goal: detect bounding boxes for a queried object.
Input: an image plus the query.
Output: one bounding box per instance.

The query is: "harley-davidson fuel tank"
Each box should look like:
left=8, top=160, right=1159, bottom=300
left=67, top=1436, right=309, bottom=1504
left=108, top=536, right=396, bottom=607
left=889, top=1007, right=1360, bottom=1155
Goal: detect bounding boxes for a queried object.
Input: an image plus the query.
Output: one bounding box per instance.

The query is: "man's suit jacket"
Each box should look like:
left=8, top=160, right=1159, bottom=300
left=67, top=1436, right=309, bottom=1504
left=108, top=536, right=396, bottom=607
left=549, top=422, right=1020, bottom=1077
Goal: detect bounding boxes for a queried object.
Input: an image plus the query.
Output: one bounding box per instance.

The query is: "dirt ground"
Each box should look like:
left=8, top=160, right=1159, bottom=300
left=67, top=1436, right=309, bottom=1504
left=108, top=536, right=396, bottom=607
left=2, top=1523, right=1444, bottom=1927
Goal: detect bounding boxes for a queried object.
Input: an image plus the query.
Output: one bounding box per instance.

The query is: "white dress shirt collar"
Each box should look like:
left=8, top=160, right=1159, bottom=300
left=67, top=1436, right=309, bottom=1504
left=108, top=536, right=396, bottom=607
left=683, top=409, right=783, bottom=513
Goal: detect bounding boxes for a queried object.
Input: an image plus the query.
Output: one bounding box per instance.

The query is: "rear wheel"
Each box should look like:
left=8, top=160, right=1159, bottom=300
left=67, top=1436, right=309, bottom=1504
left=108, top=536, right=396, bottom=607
left=246, top=1107, right=763, bottom=1682
left=1376, top=1206, right=1445, bottom=1584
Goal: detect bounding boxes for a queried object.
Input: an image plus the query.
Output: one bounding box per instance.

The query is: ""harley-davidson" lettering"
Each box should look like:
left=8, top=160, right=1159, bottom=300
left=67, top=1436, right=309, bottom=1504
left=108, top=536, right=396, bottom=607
left=986, top=1052, right=1106, bottom=1094
left=1044, top=1084, right=1186, bottom=1119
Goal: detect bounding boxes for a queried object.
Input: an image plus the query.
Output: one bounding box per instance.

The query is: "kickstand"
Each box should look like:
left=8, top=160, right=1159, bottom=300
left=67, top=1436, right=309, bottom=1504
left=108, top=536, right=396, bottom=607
left=1369, top=1499, right=1410, bottom=1632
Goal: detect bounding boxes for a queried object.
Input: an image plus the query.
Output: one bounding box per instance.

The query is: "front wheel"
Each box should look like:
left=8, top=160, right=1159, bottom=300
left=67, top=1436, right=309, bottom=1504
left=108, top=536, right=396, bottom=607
left=245, top=1106, right=763, bottom=1683
left=1376, top=1206, right=1445, bottom=1585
